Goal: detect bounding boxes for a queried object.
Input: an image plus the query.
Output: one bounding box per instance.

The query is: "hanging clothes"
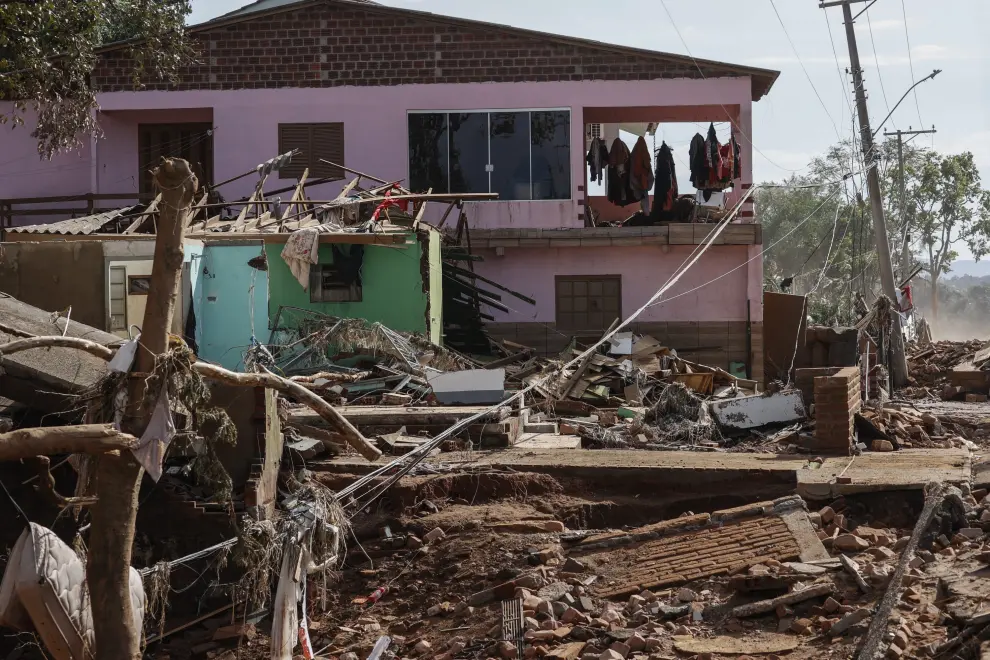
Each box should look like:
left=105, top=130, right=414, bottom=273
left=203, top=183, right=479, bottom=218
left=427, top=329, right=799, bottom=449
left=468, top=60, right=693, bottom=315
left=689, top=133, right=708, bottom=190
left=282, top=227, right=320, bottom=290
left=629, top=136, right=655, bottom=214
left=650, top=142, right=678, bottom=220
left=607, top=137, right=634, bottom=206
left=731, top=133, right=742, bottom=179
left=586, top=137, right=609, bottom=184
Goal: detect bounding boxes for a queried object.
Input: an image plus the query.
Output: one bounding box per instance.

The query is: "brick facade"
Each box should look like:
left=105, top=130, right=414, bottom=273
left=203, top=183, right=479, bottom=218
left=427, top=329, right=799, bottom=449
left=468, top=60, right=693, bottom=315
left=813, top=366, right=862, bottom=455
left=92, top=2, right=764, bottom=93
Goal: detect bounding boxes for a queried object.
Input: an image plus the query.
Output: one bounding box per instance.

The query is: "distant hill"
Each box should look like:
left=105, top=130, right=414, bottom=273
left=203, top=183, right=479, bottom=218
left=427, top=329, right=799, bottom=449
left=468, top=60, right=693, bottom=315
left=946, top=260, right=990, bottom=280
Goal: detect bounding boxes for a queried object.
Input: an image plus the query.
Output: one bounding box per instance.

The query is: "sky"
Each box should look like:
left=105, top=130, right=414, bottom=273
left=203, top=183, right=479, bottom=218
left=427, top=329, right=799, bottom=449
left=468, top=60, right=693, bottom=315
left=189, top=0, right=990, bottom=184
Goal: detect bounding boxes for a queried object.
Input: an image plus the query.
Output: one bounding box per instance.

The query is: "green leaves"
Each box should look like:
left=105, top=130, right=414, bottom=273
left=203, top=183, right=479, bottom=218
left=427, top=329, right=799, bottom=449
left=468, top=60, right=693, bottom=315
left=759, top=140, right=990, bottom=324
left=0, top=0, right=191, bottom=158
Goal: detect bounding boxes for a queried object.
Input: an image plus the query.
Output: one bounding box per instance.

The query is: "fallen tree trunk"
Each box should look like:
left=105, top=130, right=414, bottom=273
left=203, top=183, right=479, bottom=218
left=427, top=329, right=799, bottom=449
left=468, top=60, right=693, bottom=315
left=0, top=336, right=382, bottom=462
left=0, top=424, right=137, bottom=460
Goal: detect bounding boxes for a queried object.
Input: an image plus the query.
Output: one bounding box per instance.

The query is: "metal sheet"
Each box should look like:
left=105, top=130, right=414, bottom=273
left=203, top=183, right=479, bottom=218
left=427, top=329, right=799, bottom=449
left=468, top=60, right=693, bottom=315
left=710, top=391, right=806, bottom=430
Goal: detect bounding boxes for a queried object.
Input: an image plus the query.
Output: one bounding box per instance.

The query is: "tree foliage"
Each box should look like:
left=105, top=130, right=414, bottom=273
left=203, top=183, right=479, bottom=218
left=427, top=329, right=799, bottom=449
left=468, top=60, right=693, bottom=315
left=0, top=0, right=192, bottom=158
left=758, top=139, right=990, bottom=326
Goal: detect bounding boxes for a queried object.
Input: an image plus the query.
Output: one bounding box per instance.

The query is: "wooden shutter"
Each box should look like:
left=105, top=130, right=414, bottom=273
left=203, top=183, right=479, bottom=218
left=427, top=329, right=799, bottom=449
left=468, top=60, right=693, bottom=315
left=277, top=124, right=312, bottom=180
left=311, top=123, right=345, bottom=180
left=277, top=123, right=345, bottom=180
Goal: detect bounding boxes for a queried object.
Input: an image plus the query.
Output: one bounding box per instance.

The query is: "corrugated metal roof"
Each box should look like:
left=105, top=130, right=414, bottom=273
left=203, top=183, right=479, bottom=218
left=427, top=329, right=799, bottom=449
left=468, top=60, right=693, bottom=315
left=9, top=205, right=143, bottom=235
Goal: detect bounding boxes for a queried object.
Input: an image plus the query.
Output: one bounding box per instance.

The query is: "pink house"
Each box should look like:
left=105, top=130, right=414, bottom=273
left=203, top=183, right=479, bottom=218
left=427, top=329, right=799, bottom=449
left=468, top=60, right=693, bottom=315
left=0, top=0, right=778, bottom=380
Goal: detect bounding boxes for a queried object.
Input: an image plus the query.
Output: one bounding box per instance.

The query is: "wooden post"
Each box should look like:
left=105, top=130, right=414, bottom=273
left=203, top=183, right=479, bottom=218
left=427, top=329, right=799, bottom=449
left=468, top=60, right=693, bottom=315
left=87, top=158, right=197, bottom=660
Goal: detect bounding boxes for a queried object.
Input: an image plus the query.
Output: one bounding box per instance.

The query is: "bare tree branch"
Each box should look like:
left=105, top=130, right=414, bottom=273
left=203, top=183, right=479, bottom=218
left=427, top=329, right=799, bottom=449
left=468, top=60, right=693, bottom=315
left=0, top=424, right=136, bottom=461
left=0, top=335, right=382, bottom=462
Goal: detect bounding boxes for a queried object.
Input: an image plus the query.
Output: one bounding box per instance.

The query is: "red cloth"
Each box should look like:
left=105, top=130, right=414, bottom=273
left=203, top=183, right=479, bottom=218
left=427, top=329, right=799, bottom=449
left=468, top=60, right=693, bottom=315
left=371, top=184, right=409, bottom=222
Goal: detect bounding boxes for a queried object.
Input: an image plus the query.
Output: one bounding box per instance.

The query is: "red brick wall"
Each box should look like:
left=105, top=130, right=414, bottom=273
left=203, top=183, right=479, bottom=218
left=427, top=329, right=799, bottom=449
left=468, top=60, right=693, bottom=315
left=813, top=366, right=862, bottom=455
left=93, top=4, right=735, bottom=92
left=794, top=367, right=842, bottom=411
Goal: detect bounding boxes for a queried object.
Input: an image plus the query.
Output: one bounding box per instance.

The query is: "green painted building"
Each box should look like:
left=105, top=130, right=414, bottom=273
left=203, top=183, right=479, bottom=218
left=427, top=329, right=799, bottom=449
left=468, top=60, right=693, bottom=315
left=265, top=227, right=443, bottom=344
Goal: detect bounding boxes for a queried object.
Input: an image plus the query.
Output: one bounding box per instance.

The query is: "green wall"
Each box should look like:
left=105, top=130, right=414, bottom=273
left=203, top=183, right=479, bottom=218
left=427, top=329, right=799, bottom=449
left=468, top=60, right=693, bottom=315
left=266, top=236, right=432, bottom=336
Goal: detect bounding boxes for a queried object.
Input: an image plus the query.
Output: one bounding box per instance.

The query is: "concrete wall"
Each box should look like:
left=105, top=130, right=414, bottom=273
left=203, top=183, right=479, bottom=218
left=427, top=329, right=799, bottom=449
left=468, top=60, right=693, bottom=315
left=265, top=237, right=430, bottom=336
left=473, top=244, right=752, bottom=323
left=195, top=242, right=269, bottom=371
left=0, top=242, right=106, bottom=328
left=0, top=109, right=94, bottom=226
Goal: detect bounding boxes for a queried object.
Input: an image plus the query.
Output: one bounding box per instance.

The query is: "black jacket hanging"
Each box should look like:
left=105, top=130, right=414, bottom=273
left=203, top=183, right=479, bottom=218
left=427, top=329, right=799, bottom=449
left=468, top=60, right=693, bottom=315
left=650, top=142, right=678, bottom=221
left=689, top=133, right=707, bottom=190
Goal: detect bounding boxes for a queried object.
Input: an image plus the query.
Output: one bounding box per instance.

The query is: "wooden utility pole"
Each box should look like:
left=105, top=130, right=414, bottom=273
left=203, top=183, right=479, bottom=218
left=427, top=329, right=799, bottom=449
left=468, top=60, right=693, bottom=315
left=821, top=0, right=908, bottom=387
left=87, top=159, right=197, bottom=659
left=883, top=127, right=936, bottom=279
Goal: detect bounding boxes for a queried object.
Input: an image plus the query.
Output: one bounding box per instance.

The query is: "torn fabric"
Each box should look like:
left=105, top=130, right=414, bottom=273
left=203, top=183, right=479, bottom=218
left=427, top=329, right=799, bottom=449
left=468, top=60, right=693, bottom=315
left=130, top=390, right=176, bottom=482
left=281, top=228, right=320, bottom=290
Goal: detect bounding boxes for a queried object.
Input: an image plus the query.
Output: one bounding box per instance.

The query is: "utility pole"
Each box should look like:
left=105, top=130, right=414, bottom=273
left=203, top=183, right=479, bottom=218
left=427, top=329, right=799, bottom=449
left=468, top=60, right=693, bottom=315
left=883, top=127, right=936, bottom=279
left=821, top=0, right=908, bottom=387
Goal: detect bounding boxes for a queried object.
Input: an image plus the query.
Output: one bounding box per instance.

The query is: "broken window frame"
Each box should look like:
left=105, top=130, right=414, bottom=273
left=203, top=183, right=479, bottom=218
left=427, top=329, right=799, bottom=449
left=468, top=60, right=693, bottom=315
left=309, top=264, right=362, bottom=303
left=127, top=275, right=152, bottom=296
left=407, top=109, right=571, bottom=201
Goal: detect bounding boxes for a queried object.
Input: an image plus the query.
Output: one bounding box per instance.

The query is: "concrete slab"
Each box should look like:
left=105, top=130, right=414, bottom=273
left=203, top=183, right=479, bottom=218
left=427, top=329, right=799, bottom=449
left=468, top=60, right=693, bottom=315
left=514, top=433, right=582, bottom=450
left=317, top=448, right=971, bottom=499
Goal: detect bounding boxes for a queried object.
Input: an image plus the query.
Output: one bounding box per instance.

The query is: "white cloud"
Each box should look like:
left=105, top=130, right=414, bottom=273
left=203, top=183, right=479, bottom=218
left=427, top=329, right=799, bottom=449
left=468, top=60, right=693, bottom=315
left=854, top=18, right=904, bottom=32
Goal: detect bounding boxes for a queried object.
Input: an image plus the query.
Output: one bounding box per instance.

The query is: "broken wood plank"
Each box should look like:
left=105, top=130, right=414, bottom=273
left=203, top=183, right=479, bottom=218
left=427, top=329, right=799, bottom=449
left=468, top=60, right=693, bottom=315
left=121, top=194, right=161, bottom=234
left=839, top=554, right=872, bottom=594
left=731, top=583, right=834, bottom=618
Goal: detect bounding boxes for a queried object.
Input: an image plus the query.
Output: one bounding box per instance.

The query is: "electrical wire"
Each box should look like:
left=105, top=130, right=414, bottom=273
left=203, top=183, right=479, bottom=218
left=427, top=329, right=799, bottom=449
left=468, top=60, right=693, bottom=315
left=899, top=0, right=926, bottom=127
left=767, top=0, right=842, bottom=141
left=657, top=0, right=806, bottom=175
left=865, top=7, right=894, bottom=131
left=646, top=186, right=843, bottom=310
left=341, top=188, right=759, bottom=511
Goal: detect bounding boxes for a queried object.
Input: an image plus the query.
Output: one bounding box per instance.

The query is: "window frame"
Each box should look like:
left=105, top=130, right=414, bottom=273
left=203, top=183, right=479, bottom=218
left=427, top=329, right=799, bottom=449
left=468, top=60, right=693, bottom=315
left=555, top=275, right=622, bottom=332
left=109, top=266, right=128, bottom=331
left=127, top=275, right=152, bottom=296
left=407, top=108, right=572, bottom=202
left=309, top=263, right=363, bottom=303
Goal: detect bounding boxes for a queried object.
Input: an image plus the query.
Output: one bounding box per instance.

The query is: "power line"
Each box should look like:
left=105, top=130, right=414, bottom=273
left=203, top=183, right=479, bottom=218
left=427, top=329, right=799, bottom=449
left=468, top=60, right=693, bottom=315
left=767, top=0, right=842, bottom=141
left=657, top=0, right=806, bottom=174
left=865, top=6, right=895, bottom=130
left=647, top=185, right=843, bottom=309
left=900, top=0, right=926, bottom=126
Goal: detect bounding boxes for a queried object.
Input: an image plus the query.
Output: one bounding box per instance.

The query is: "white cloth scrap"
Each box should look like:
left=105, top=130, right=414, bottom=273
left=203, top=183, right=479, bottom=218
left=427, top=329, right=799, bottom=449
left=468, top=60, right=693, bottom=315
left=131, top=390, right=176, bottom=482
left=281, top=228, right=320, bottom=291
left=108, top=337, right=139, bottom=373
